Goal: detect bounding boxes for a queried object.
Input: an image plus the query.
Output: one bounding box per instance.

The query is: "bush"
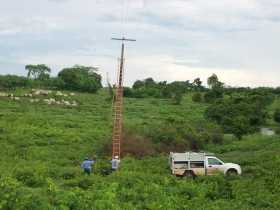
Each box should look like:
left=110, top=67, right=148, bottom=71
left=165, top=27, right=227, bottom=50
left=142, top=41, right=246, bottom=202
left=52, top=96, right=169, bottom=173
left=192, top=92, right=203, bottom=102
left=273, top=109, right=280, bottom=123
left=122, top=132, right=156, bottom=157
left=102, top=130, right=156, bottom=158
left=123, top=87, right=134, bottom=97
left=143, top=121, right=223, bottom=153
left=204, top=88, right=223, bottom=103
left=0, top=177, right=21, bottom=209
left=14, top=167, right=45, bottom=187
left=205, top=94, right=270, bottom=139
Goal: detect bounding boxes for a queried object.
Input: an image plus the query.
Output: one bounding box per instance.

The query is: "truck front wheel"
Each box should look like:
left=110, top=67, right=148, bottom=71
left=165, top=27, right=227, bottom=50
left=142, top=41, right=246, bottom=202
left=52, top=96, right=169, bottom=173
left=226, top=169, right=238, bottom=176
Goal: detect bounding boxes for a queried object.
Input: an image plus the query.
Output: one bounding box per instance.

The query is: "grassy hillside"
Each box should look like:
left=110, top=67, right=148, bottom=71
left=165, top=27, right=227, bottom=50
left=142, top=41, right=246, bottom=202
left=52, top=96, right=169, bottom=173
left=0, top=89, right=280, bottom=209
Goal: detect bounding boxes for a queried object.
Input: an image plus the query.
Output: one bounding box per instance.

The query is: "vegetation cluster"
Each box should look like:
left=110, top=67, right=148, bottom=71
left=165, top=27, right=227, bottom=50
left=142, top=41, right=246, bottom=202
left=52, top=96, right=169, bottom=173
left=0, top=69, right=280, bottom=209
left=0, top=65, right=102, bottom=93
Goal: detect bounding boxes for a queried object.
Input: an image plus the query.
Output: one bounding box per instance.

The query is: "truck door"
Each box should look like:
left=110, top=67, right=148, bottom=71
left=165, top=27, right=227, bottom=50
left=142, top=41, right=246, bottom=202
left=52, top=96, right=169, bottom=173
left=206, top=157, right=224, bottom=175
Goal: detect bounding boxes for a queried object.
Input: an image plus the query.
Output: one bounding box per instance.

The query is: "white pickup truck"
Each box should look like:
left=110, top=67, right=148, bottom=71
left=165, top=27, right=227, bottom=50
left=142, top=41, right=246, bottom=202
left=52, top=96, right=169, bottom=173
left=169, top=152, right=242, bottom=177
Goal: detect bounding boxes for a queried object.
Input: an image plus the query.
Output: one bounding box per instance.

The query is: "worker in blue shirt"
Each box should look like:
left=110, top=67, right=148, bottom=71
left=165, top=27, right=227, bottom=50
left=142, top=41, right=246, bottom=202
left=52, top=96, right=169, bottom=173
left=81, top=157, right=95, bottom=175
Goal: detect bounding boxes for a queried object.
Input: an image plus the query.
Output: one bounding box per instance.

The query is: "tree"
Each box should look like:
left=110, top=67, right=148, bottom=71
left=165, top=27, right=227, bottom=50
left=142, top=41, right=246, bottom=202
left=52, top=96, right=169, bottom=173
left=192, top=78, right=202, bottom=90
left=274, top=109, right=280, bottom=123
left=25, top=64, right=51, bottom=80
left=144, top=78, right=156, bottom=87
left=207, top=74, right=224, bottom=89
left=204, top=74, right=224, bottom=103
left=132, top=80, right=145, bottom=89
left=207, top=74, right=219, bottom=89
left=58, top=65, right=102, bottom=93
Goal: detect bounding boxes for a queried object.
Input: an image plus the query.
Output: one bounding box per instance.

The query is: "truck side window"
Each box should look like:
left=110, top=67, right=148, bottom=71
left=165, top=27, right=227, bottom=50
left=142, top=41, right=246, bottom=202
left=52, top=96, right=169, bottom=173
left=190, top=161, right=204, bottom=168
left=174, top=161, right=188, bottom=169
left=208, top=158, right=223, bottom=165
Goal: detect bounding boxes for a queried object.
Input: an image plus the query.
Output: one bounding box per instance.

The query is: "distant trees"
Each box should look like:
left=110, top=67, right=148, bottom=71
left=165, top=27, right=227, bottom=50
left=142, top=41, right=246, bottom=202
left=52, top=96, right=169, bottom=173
left=25, top=64, right=51, bottom=80
left=0, top=75, right=30, bottom=89
left=1, top=64, right=102, bottom=92
left=58, top=65, right=102, bottom=93
left=124, top=78, right=194, bottom=104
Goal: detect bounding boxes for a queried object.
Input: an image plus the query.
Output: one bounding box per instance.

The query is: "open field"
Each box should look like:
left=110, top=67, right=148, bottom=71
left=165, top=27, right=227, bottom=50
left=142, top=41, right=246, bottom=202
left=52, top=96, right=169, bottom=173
left=0, top=89, right=280, bottom=209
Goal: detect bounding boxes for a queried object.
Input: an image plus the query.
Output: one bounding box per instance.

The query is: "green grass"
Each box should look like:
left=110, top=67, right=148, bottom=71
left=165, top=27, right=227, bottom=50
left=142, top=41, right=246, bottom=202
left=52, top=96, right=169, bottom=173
left=0, top=88, right=280, bottom=209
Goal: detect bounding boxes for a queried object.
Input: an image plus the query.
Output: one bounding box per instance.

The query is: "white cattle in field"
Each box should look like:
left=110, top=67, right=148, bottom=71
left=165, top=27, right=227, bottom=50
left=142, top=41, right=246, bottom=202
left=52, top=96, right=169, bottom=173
left=33, top=89, right=52, bottom=96
left=23, top=93, right=33, bottom=97
left=71, top=101, right=78, bottom=106
left=56, top=91, right=63, bottom=96
left=0, top=92, right=8, bottom=97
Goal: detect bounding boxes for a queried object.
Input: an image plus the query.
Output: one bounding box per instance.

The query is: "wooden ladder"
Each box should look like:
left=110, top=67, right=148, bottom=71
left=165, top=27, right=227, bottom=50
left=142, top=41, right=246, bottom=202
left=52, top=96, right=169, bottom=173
left=112, top=87, right=123, bottom=158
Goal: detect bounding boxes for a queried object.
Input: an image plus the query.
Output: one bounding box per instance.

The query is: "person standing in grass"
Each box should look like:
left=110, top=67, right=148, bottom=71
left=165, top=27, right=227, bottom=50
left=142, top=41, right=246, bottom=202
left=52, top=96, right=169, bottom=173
left=111, top=156, right=120, bottom=171
left=81, top=157, right=95, bottom=175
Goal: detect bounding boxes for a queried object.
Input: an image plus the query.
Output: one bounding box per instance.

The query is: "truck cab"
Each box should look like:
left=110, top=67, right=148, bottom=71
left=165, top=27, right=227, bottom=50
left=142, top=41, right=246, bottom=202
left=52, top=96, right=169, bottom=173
left=169, top=152, right=242, bottom=177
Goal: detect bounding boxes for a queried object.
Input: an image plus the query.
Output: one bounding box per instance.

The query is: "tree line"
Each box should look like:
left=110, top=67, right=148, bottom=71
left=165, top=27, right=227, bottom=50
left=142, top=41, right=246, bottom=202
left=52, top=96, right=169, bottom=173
left=1, top=65, right=279, bottom=140
left=0, top=64, right=102, bottom=93
left=124, top=74, right=280, bottom=139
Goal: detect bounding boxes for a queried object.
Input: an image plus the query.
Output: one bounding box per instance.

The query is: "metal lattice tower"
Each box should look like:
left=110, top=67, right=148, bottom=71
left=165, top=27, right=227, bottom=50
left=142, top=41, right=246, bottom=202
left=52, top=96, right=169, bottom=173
left=111, top=37, right=136, bottom=159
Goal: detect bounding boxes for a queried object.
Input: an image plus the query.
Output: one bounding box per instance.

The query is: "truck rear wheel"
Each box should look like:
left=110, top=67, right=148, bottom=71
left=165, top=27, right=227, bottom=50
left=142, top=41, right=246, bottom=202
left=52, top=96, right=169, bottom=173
left=183, top=170, right=196, bottom=179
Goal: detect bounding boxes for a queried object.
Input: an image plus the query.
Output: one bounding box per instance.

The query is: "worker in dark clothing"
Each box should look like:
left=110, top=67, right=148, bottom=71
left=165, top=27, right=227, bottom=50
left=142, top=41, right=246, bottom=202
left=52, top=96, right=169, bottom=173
left=81, top=157, right=95, bottom=175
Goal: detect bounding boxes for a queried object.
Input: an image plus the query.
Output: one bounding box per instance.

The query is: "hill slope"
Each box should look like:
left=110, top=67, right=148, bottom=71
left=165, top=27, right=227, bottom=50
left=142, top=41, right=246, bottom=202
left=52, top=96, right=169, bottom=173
left=0, top=89, right=279, bottom=210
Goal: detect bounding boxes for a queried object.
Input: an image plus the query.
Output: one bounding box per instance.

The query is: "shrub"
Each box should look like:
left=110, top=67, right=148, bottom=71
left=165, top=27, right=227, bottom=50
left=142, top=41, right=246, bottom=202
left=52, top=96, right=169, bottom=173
left=123, top=87, right=134, bottom=97
left=204, top=88, right=223, bottom=103
left=14, top=167, right=45, bottom=187
left=273, top=109, right=280, bottom=123
left=102, top=130, right=156, bottom=158
left=121, top=132, right=156, bottom=157
left=275, top=127, right=280, bottom=134
left=192, top=92, right=203, bottom=102
left=205, top=95, right=270, bottom=139
left=0, top=177, right=21, bottom=209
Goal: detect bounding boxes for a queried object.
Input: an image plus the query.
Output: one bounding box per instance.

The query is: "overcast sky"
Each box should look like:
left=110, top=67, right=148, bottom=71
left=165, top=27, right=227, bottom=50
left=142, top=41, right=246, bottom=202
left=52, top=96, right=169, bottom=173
left=0, top=0, right=279, bottom=87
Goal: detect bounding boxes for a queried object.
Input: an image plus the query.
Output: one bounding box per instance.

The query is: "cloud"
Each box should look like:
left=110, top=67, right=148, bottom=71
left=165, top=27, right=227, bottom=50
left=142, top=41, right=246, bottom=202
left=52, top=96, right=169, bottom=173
left=0, top=0, right=279, bottom=87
